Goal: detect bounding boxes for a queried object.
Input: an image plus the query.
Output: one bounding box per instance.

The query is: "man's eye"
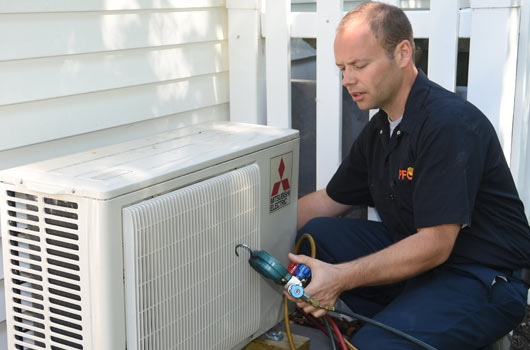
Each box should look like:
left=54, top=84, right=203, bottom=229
left=355, top=64, right=366, bottom=70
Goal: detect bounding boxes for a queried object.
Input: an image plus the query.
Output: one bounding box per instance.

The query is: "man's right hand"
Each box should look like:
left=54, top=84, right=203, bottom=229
left=285, top=253, right=345, bottom=318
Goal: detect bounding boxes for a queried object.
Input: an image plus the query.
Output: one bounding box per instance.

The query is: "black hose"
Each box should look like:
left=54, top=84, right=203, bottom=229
left=322, top=315, right=338, bottom=350
left=333, top=307, right=438, bottom=350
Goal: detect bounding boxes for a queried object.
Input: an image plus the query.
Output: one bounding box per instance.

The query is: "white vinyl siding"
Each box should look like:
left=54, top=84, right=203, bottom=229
left=0, top=0, right=229, bottom=167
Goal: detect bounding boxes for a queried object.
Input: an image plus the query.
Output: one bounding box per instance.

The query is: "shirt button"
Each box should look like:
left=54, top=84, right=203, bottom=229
left=389, top=194, right=396, bottom=200
left=379, top=130, right=383, bottom=135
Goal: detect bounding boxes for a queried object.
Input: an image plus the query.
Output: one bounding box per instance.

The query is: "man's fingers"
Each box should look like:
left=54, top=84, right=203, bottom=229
left=283, top=290, right=299, bottom=303
left=283, top=290, right=309, bottom=309
left=284, top=292, right=328, bottom=318
left=285, top=253, right=331, bottom=318
left=312, top=309, right=328, bottom=318
left=296, top=300, right=307, bottom=309
left=288, top=252, right=311, bottom=265
left=301, top=305, right=327, bottom=318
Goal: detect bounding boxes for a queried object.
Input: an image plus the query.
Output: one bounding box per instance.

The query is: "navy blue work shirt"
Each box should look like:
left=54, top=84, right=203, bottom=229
left=327, top=70, right=530, bottom=270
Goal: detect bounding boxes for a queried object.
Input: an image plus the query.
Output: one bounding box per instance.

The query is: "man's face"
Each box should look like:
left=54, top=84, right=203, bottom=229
left=334, top=20, right=402, bottom=112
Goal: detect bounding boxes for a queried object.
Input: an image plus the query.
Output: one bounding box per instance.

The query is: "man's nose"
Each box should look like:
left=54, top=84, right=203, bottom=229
left=342, top=70, right=357, bottom=86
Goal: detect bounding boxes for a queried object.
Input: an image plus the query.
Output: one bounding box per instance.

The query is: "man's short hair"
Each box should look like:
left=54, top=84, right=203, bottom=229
left=337, top=2, right=415, bottom=60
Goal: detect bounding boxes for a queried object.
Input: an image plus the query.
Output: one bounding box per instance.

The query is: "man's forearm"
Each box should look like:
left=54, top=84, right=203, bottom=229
left=297, top=189, right=351, bottom=230
left=336, top=224, right=460, bottom=291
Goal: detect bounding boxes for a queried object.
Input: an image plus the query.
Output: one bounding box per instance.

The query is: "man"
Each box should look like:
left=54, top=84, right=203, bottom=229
left=291, top=2, right=530, bottom=349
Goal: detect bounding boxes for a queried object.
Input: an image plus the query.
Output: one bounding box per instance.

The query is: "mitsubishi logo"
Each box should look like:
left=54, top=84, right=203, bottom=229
left=269, top=152, right=292, bottom=213
left=271, top=158, right=290, bottom=196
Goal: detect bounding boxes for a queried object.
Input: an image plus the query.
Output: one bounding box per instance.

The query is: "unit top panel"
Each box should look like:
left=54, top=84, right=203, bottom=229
left=0, top=121, right=299, bottom=200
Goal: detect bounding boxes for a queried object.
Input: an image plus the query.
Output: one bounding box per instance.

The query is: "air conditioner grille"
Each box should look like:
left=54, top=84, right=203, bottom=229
left=124, top=164, right=261, bottom=350
left=3, top=190, right=85, bottom=350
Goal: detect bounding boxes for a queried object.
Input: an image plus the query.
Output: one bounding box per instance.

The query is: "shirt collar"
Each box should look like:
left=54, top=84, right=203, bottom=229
left=399, top=69, right=431, bottom=133
left=371, top=69, right=431, bottom=133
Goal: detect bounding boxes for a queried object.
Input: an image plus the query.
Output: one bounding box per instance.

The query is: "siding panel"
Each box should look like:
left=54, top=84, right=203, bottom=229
left=0, top=8, right=227, bottom=61
left=0, top=0, right=225, bottom=13
left=1, top=40, right=228, bottom=105
left=0, top=4, right=230, bottom=152
left=0, top=72, right=230, bottom=150
left=0, top=104, right=229, bottom=171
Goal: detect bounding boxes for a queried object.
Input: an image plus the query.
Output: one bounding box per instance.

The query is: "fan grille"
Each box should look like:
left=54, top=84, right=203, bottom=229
left=4, top=190, right=84, bottom=350
left=123, top=165, right=261, bottom=350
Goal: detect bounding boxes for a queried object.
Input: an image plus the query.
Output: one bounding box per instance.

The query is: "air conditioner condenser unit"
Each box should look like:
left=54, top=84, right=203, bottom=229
left=0, top=121, right=300, bottom=350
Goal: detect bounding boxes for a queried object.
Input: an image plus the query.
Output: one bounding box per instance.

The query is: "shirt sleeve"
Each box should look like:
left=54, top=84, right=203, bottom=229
left=413, top=114, right=485, bottom=229
left=326, top=127, right=374, bottom=206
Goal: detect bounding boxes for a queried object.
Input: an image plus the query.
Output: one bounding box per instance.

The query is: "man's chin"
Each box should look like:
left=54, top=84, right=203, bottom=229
left=354, top=101, right=372, bottom=111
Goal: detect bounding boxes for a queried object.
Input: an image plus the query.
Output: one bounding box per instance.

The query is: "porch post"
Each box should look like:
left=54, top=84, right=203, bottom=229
left=428, top=0, right=460, bottom=91
left=315, top=0, right=343, bottom=189
left=227, top=0, right=267, bottom=125
left=467, top=0, right=520, bottom=163
left=265, top=0, right=291, bottom=128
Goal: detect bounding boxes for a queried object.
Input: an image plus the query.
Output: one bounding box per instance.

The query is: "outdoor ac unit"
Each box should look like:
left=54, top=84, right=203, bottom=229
left=0, top=121, right=299, bottom=350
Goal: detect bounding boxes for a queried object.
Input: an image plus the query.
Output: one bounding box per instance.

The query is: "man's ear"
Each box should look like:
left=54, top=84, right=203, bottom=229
left=394, top=40, right=413, bottom=67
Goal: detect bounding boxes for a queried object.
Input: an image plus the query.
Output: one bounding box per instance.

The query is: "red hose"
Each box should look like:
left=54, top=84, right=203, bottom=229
left=296, top=307, right=330, bottom=335
left=297, top=307, right=347, bottom=349
left=327, top=315, right=348, bottom=350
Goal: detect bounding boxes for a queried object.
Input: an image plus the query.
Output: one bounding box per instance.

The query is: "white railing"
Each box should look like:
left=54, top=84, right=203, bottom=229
left=227, top=0, right=530, bottom=217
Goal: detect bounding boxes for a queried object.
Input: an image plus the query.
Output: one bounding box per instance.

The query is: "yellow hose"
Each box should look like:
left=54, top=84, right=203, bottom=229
left=346, top=338, right=359, bottom=350
left=294, top=233, right=317, bottom=258
left=283, top=294, right=296, bottom=349
left=283, top=234, right=317, bottom=350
